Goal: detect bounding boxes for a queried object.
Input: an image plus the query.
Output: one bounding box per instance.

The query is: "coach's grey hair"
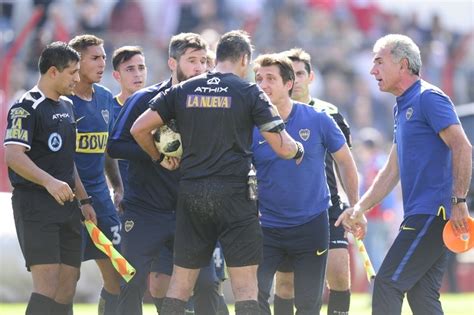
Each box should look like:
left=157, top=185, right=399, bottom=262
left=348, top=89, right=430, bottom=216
left=373, top=34, right=422, bottom=76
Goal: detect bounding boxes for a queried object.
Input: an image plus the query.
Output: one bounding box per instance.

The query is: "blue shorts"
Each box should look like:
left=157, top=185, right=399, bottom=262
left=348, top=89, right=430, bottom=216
left=213, top=243, right=226, bottom=281
left=259, top=212, right=329, bottom=314
left=120, top=206, right=175, bottom=286
left=82, top=213, right=121, bottom=261
left=373, top=214, right=448, bottom=314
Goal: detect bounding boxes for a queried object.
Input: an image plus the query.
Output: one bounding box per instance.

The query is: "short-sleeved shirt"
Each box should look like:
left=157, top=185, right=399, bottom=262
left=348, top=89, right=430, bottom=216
left=310, top=98, right=351, bottom=213
left=68, top=84, right=116, bottom=217
left=149, top=71, right=283, bottom=180
left=394, top=79, right=460, bottom=219
left=108, top=79, right=179, bottom=213
left=252, top=102, right=346, bottom=228
left=4, top=86, right=77, bottom=189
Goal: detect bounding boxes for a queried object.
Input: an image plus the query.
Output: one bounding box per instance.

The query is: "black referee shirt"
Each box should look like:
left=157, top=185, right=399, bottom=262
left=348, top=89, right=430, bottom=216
left=149, top=72, right=283, bottom=180
left=4, top=87, right=77, bottom=189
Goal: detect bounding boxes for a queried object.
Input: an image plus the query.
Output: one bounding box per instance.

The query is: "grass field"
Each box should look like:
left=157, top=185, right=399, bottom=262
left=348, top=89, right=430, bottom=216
left=1, top=293, right=473, bottom=315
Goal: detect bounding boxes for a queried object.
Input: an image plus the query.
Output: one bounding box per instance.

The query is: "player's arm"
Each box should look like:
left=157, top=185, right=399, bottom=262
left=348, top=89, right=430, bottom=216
left=439, top=124, right=472, bottom=234
left=104, top=152, right=124, bottom=209
left=131, top=108, right=164, bottom=162
left=336, top=144, right=399, bottom=239
left=260, top=129, right=304, bottom=163
left=73, top=164, right=97, bottom=224
left=5, top=144, right=74, bottom=205
left=331, top=144, right=359, bottom=207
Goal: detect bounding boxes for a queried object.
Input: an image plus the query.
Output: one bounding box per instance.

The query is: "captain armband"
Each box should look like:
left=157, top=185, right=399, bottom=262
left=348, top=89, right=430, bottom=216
left=293, top=141, right=304, bottom=159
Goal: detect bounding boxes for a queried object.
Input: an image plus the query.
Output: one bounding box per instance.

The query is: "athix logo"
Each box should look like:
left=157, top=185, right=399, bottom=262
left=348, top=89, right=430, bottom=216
left=316, top=248, right=328, bottom=256
left=207, top=77, right=220, bottom=85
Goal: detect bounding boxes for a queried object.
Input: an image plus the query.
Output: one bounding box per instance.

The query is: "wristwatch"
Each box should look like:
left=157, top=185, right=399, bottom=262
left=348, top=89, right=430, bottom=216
left=451, top=196, right=466, bottom=205
left=79, top=196, right=93, bottom=206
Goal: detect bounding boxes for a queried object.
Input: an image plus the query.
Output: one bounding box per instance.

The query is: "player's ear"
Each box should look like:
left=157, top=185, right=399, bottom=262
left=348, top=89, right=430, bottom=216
left=112, top=70, right=121, bottom=82
left=308, top=70, right=315, bottom=83
left=168, top=58, right=177, bottom=72
left=47, top=66, right=59, bottom=79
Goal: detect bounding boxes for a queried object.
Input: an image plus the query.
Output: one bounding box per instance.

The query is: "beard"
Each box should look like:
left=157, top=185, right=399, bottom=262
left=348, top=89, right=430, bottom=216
left=176, top=65, right=191, bottom=83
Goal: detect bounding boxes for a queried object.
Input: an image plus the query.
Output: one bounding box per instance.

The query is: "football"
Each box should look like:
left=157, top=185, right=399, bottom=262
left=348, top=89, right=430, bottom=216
left=153, top=120, right=183, bottom=158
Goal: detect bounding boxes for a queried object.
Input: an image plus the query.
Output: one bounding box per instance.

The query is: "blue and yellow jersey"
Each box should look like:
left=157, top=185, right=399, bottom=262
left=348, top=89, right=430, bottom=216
left=252, top=102, right=346, bottom=228
left=394, top=79, right=460, bottom=219
left=69, top=84, right=116, bottom=217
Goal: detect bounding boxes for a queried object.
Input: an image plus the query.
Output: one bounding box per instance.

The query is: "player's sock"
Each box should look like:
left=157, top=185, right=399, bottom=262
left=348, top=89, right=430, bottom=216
left=217, top=294, right=229, bottom=315
left=161, top=297, right=187, bottom=315
left=274, top=294, right=294, bottom=315
left=51, top=301, right=72, bottom=315
left=26, top=292, right=54, bottom=315
left=98, top=288, right=119, bottom=315
left=153, top=297, right=164, bottom=313
left=235, top=300, right=260, bottom=315
left=327, top=289, right=350, bottom=315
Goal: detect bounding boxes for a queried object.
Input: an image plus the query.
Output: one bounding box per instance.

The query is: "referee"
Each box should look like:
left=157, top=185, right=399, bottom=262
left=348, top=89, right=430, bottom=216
left=131, top=30, right=304, bottom=315
left=4, top=42, right=96, bottom=315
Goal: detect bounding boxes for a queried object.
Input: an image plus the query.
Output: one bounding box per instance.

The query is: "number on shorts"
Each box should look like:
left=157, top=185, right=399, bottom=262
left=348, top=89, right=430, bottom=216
left=213, top=247, right=223, bottom=268
left=110, top=224, right=121, bottom=245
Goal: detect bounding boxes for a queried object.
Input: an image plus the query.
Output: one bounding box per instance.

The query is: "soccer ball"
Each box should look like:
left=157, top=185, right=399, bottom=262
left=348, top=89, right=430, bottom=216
left=153, top=120, right=183, bottom=158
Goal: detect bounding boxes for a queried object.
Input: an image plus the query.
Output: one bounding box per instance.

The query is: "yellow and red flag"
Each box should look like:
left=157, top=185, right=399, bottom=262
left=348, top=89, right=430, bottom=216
left=84, top=220, right=136, bottom=282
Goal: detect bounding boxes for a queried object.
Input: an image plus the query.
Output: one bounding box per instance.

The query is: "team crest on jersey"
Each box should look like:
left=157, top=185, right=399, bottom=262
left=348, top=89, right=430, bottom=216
left=406, top=107, right=413, bottom=120
left=124, top=220, right=134, bottom=232
left=299, top=129, right=310, bottom=141
left=48, top=132, right=62, bottom=152
left=10, top=107, right=30, bottom=119
left=207, top=77, right=220, bottom=85
left=101, top=110, right=110, bottom=124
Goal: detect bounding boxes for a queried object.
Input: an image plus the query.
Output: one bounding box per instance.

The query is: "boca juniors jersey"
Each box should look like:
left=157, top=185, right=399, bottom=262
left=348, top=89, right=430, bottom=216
left=69, top=84, right=116, bottom=217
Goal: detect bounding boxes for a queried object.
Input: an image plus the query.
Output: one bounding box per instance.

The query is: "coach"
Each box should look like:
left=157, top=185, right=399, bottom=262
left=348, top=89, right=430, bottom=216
left=337, top=34, right=472, bottom=314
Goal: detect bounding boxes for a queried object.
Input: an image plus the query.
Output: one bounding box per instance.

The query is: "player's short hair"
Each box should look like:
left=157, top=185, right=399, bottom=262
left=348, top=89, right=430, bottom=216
left=38, top=41, right=80, bottom=74
left=112, top=46, right=144, bottom=70
left=253, top=53, right=295, bottom=95
left=68, top=34, right=104, bottom=53
left=373, top=34, right=421, bottom=75
left=169, top=33, right=208, bottom=61
left=283, top=48, right=312, bottom=75
left=206, top=50, right=216, bottom=69
left=216, top=30, right=253, bottom=63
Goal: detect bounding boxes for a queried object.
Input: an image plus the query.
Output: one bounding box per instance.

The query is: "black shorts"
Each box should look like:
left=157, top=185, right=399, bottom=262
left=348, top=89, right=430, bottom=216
left=12, top=188, right=82, bottom=270
left=329, top=202, right=348, bottom=249
left=174, top=177, right=263, bottom=269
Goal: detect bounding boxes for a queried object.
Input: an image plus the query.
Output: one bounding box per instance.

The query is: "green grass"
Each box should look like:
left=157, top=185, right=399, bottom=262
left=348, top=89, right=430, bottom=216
left=1, top=293, right=473, bottom=314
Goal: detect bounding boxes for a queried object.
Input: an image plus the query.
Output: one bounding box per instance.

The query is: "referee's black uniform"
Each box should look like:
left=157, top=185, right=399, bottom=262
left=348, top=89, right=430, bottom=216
left=5, top=87, right=82, bottom=269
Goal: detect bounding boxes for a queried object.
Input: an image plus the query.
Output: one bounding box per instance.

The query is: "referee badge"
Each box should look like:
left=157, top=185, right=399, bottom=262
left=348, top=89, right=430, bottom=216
left=299, top=129, right=310, bottom=141
left=48, top=132, right=62, bottom=152
left=124, top=220, right=134, bottom=232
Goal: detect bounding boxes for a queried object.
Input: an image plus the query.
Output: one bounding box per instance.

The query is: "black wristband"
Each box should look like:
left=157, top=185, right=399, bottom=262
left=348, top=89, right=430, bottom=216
left=292, top=141, right=304, bottom=159
left=79, top=196, right=93, bottom=206
left=153, top=154, right=165, bottom=164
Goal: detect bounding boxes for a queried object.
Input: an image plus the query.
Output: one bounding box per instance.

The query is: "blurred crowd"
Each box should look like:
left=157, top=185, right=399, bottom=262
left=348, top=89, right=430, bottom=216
left=0, top=0, right=473, bottom=288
